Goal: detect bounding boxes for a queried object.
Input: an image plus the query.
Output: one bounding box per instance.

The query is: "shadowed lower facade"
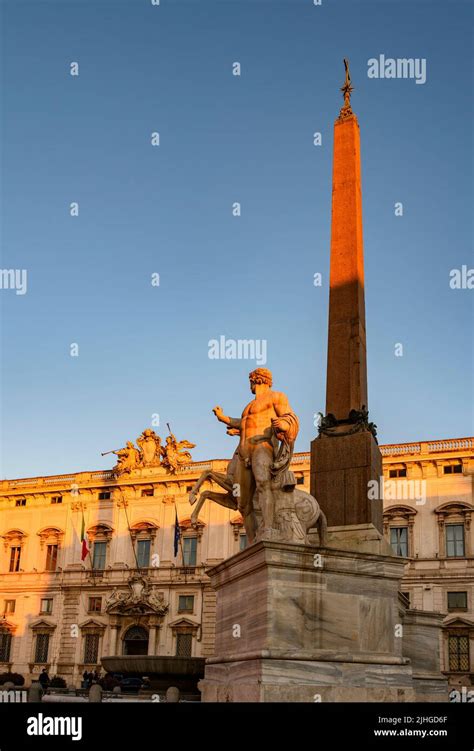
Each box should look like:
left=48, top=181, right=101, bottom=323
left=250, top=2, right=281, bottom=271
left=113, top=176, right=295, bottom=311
left=0, top=437, right=473, bottom=692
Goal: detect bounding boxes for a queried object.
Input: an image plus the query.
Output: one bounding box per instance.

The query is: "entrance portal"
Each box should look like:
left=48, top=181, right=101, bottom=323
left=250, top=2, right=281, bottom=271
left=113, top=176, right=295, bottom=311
left=122, top=625, right=149, bottom=656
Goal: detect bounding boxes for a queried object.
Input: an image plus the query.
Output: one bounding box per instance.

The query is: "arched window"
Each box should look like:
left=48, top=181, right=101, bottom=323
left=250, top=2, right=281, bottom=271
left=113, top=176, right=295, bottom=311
left=230, top=515, right=248, bottom=551
left=435, top=503, right=473, bottom=558
left=0, top=631, right=12, bottom=663
left=179, top=518, right=205, bottom=569
left=122, top=625, right=149, bottom=656
left=383, top=506, right=417, bottom=557
left=0, top=621, right=15, bottom=664
left=87, top=524, right=114, bottom=570
left=37, top=528, right=64, bottom=572
left=130, top=521, right=159, bottom=569
left=2, top=530, right=27, bottom=572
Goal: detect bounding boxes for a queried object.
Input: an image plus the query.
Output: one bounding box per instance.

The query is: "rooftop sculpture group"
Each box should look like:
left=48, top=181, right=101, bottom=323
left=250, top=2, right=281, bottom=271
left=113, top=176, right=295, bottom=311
left=103, top=429, right=195, bottom=476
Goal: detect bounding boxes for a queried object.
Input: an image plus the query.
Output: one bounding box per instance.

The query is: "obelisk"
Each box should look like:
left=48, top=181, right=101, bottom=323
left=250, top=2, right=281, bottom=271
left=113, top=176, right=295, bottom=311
left=310, top=60, right=383, bottom=533
left=199, top=62, right=447, bottom=704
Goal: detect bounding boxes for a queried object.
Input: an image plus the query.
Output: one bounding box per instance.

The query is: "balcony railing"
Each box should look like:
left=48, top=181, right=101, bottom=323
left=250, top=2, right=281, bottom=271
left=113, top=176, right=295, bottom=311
left=427, top=438, right=473, bottom=452
left=291, top=453, right=311, bottom=464
left=86, top=570, right=105, bottom=580
left=380, top=444, right=421, bottom=456
left=0, top=565, right=212, bottom=586
left=380, top=438, right=473, bottom=457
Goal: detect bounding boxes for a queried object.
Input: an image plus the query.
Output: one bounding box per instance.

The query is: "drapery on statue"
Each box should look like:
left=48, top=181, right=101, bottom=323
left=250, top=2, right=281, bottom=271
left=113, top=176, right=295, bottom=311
left=189, top=368, right=327, bottom=546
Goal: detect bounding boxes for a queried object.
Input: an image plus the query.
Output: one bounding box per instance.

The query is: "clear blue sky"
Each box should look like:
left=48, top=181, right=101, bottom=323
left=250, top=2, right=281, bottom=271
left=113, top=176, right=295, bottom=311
left=1, top=0, right=473, bottom=478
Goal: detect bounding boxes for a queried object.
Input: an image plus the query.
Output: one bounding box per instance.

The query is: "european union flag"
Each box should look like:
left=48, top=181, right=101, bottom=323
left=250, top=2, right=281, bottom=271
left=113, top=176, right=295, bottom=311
left=174, top=507, right=180, bottom=558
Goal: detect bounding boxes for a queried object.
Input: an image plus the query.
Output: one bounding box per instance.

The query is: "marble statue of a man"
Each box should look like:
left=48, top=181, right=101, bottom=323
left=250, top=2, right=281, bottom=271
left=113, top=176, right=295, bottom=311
left=213, top=368, right=299, bottom=540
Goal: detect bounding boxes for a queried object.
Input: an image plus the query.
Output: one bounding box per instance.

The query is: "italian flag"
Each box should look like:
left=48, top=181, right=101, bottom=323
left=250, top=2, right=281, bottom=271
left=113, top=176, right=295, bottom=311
left=81, top=512, right=89, bottom=561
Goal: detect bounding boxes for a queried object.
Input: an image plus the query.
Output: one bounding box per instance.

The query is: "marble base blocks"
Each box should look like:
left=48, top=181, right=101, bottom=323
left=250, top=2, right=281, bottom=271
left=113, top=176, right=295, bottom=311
left=199, top=531, right=447, bottom=702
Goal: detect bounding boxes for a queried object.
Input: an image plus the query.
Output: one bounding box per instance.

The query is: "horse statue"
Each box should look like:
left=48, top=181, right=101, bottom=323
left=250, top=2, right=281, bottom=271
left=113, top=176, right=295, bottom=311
left=188, top=450, right=327, bottom=546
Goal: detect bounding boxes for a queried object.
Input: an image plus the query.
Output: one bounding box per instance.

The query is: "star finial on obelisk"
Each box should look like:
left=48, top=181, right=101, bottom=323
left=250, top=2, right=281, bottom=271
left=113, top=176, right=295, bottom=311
left=338, top=58, right=354, bottom=120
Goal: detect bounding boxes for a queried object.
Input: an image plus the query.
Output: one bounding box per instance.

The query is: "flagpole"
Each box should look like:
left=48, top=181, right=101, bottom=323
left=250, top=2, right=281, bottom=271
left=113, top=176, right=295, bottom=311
left=174, top=505, right=187, bottom=584
left=86, top=508, right=94, bottom=570
left=179, top=525, right=187, bottom=585
left=121, top=493, right=140, bottom=571
left=80, top=503, right=93, bottom=569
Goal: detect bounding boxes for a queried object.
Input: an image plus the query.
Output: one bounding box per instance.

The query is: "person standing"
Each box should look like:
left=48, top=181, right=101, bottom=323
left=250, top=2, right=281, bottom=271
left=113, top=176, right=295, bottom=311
left=39, top=668, right=50, bottom=691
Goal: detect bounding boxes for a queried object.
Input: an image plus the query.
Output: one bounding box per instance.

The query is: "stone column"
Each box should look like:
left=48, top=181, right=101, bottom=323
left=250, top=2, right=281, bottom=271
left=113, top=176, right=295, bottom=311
left=465, top=512, right=471, bottom=556
left=147, top=618, right=161, bottom=655
left=437, top=517, right=445, bottom=558
left=108, top=622, right=121, bottom=656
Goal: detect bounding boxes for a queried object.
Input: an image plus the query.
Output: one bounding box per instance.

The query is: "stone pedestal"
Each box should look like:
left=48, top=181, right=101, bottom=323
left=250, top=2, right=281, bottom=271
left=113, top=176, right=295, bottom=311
left=401, top=609, right=448, bottom=701
left=310, top=431, right=383, bottom=534
left=199, top=538, right=439, bottom=702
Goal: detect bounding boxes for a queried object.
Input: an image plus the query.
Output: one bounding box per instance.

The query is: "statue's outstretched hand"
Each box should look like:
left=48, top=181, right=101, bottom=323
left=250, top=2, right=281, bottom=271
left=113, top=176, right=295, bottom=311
left=213, top=406, right=225, bottom=421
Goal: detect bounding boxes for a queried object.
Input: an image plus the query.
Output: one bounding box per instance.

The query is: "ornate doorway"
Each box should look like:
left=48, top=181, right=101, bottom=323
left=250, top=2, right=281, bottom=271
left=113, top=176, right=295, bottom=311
left=122, top=625, right=149, bottom=656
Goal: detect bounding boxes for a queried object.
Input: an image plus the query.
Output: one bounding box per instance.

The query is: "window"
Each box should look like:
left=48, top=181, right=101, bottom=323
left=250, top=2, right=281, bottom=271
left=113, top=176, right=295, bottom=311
left=141, top=489, right=154, bottom=497
left=240, top=534, right=248, bottom=551
left=178, top=595, right=194, bottom=613
left=84, top=633, right=99, bottom=664
left=186, top=485, right=193, bottom=493
left=45, top=544, right=58, bottom=572
left=92, top=542, right=107, bottom=569
left=51, top=496, right=62, bottom=505
left=0, top=633, right=12, bottom=662
left=98, top=491, right=111, bottom=500
left=9, top=547, right=21, bottom=572
left=444, top=465, right=462, bottom=475
left=40, top=599, right=53, bottom=614
left=123, top=625, right=148, bottom=655
left=296, top=476, right=305, bottom=485
left=401, top=592, right=410, bottom=607
left=3, top=600, right=15, bottom=614
left=176, top=633, right=192, bottom=657
left=448, top=635, right=469, bottom=672
left=389, top=468, right=407, bottom=478
left=15, top=499, right=26, bottom=507
left=446, top=525, right=465, bottom=557
left=390, top=527, right=408, bottom=557
left=447, top=592, right=468, bottom=611
left=88, top=597, right=102, bottom=613
left=137, top=539, right=151, bottom=567
left=183, top=537, right=197, bottom=566
left=35, top=633, right=50, bottom=663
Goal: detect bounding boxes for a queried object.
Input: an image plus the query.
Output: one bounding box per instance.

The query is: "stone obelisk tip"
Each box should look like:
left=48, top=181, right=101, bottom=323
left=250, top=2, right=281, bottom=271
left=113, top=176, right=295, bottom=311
left=338, top=57, right=354, bottom=120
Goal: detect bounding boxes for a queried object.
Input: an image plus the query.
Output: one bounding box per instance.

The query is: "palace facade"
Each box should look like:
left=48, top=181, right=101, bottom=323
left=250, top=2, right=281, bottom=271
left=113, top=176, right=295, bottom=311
left=0, top=435, right=473, bottom=689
